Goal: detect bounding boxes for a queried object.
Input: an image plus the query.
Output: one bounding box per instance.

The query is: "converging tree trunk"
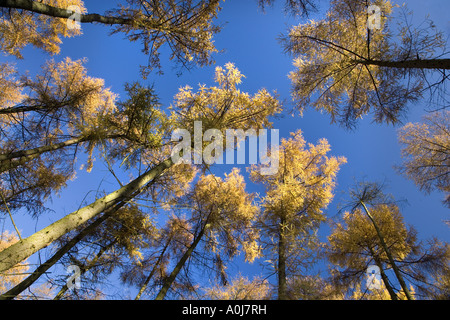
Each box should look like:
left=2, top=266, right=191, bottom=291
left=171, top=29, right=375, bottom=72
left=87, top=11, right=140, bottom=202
left=0, top=201, right=124, bottom=300
left=369, top=247, right=398, bottom=300
left=360, top=201, right=413, bottom=300
left=154, top=223, right=208, bottom=300
left=0, top=0, right=131, bottom=25
left=357, top=58, right=450, bottom=70
left=0, top=158, right=173, bottom=274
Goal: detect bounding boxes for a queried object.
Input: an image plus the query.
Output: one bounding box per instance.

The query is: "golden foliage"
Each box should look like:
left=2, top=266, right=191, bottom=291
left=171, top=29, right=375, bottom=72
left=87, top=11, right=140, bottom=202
left=204, top=274, right=270, bottom=300
left=0, top=0, right=86, bottom=57
left=328, top=204, right=412, bottom=269
left=170, top=62, right=281, bottom=133
left=111, top=0, right=222, bottom=75
left=249, top=129, right=346, bottom=290
left=398, top=110, right=450, bottom=207
left=250, top=129, right=346, bottom=240
left=0, top=231, right=29, bottom=294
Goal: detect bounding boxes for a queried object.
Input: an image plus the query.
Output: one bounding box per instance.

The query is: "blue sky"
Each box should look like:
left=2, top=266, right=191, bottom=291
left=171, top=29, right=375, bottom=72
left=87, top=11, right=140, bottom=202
left=1, top=0, right=449, bottom=298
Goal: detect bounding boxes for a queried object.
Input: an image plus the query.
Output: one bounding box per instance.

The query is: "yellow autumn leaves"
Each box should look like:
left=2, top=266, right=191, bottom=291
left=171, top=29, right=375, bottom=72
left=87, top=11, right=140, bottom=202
left=0, top=0, right=86, bottom=58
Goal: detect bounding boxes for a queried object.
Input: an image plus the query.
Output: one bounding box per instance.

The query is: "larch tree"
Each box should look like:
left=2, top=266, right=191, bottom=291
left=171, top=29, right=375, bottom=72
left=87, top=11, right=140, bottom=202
left=0, top=231, right=31, bottom=294
left=203, top=273, right=270, bottom=300
left=50, top=203, right=158, bottom=300
left=327, top=203, right=449, bottom=300
left=0, top=58, right=119, bottom=216
left=281, top=0, right=449, bottom=128
left=249, top=130, right=346, bottom=300
left=154, top=168, right=261, bottom=300
left=328, top=204, right=413, bottom=300
left=0, top=0, right=222, bottom=76
left=0, top=231, right=56, bottom=300
left=0, top=201, right=156, bottom=300
left=397, top=110, right=450, bottom=207
left=0, top=63, right=280, bottom=276
left=345, top=181, right=414, bottom=300
left=124, top=215, right=195, bottom=300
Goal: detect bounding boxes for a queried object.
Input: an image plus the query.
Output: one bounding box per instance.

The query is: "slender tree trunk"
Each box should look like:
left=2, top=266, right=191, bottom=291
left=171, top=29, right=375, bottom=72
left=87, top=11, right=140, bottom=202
left=154, top=224, right=208, bottom=300
left=53, top=240, right=117, bottom=300
left=361, top=201, right=413, bottom=300
left=0, top=158, right=173, bottom=274
left=0, top=136, right=88, bottom=162
left=0, top=153, right=41, bottom=174
left=0, top=201, right=124, bottom=300
left=0, top=134, right=123, bottom=174
left=369, top=247, right=398, bottom=300
left=358, top=58, right=450, bottom=70
left=0, top=104, right=63, bottom=115
left=277, top=217, right=288, bottom=300
left=135, top=236, right=172, bottom=300
left=0, top=0, right=131, bottom=25
left=0, top=136, right=87, bottom=174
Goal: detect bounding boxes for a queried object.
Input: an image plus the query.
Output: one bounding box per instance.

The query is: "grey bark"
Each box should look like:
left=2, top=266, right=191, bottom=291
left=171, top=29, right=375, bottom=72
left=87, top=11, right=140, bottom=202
left=135, top=235, right=172, bottom=300
left=0, top=201, right=124, bottom=300
left=0, top=158, right=173, bottom=274
left=53, top=240, right=117, bottom=300
left=0, top=0, right=131, bottom=25
left=361, top=201, right=413, bottom=300
left=277, top=217, right=288, bottom=300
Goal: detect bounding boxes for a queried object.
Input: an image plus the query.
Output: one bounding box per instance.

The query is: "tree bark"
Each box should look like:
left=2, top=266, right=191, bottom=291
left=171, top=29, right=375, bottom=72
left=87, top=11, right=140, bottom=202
left=135, top=236, right=172, bottom=300
left=0, top=104, right=63, bottom=115
left=0, top=136, right=88, bottom=162
left=0, top=201, right=124, bottom=300
left=361, top=201, right=413, bottom=300
left=154, top=224, right=207, bottom=300
left=0, top=134, right=124, bottom=174
left=0, top=158, right=173, bottom=274
left=277, top=217, right=288, bottom=300
left=0, top=0, right=131, bottom=25
left=0, top=153, right=40, bottom=174
left=358, top=58, right=450, bottom=70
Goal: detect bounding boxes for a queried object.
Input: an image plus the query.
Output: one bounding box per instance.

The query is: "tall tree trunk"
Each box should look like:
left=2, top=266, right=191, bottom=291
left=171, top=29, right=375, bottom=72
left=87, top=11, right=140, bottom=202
left=0, top=104, right=64, bottom=115
left=0, top=134, right=123, bottom=174
left=361, top=201, right=413, bottom=300
left=0, top=0, right=131, bottom=25
left=135, top=236, right=172, bottom=300
left=0, top=158, right=173, bottom=274
left=0, top=136, right=87, bottom=174
left=358, top=58, right=450, bottom=70
left=53, top=240, right=117, bottom=300
left=154, top=224, right=208, bottom=300
left=277, top=217, right=288, bottom=300
left=0, top=136, right=88, bottom=162
left=369, top=246, right=398, bottom=300
left=0, top=201, right=124, bottom=300
left=0, top=153, right=41, bottom=174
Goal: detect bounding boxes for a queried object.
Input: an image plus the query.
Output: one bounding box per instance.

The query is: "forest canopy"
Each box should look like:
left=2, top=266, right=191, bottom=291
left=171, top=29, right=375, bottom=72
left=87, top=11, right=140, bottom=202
left=0, top=0, right=448, bottom=301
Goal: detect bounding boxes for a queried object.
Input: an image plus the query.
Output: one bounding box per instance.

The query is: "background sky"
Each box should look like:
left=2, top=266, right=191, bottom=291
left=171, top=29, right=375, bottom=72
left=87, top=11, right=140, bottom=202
left=2, top=0, right=449, bottom=298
